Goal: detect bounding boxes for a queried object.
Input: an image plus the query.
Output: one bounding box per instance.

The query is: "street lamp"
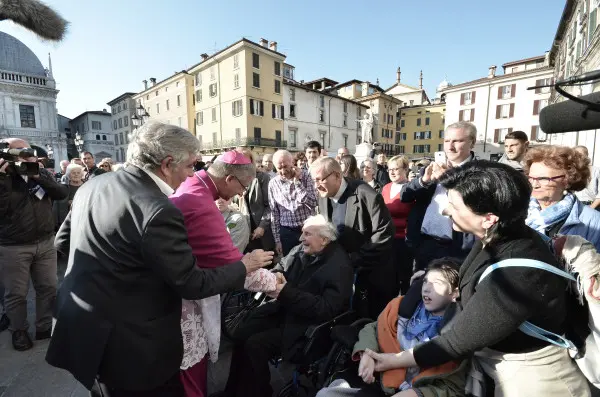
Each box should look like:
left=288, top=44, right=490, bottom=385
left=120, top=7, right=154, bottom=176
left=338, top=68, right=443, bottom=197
left=131, top=104, right=150, bottom=128
left=74, top=130, right=84, bottom=153
left=46, top=144, right=54, bottom=159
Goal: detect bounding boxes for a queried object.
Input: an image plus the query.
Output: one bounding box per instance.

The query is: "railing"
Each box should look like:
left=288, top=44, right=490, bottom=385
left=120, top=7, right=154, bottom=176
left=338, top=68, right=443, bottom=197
left=0, top=69, right=48, bottom=87
left=200, top=137, right=287, bottom=150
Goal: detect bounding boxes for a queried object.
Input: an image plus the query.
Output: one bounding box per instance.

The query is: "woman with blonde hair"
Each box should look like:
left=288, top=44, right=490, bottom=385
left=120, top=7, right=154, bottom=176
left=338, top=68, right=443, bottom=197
left=98, top=158, right=113, bottom=173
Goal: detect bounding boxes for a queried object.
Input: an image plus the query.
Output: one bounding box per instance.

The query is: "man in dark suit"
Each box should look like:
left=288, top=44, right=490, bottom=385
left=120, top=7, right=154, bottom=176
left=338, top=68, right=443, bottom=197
left=46, top=122, right=273, bottom=397
left=310, top=156, right=395, bottom=318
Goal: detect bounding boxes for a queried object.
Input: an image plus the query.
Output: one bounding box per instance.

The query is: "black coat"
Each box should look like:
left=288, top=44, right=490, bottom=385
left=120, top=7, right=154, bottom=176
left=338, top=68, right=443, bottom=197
left=375, top=164, right=391, bottom=186
left=0, top=168, right=68, bottom=245
left=414, top=225, right=567, bottom=367
left=253, top=241, right=353, bottom=360
left=46, top=165, right=247, bottom=391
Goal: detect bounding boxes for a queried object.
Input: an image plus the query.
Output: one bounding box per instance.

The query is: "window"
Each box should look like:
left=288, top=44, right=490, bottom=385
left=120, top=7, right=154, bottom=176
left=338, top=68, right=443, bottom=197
left=250, top=99, right=265, bottom=116
left=118, top=118, right=123, bottom=128
left=319, top=95, right=325, bottom=108
left=96, top=134, right=100, bottom=140
left=113, top=120, right=118, bottom=130
left=438, top=143, right=443, bottom=151
left=400, top=120, right=405, bottom=128
left=388, top=114, right=394, bottom=124
left=112, top=107, right=116, bottom=115
left=92, top=121, right=102, bottom=130
left=320, top=131, right=326, bottom=147
left=494, top=128, right=511, bottom=143
left=343, top=102, right=348, bottom=113
left=319, top=109, right=325, bottom=122
left=460, top=109, right=474, bottom=121
left=195, top=73, right=202, bottom=86
left=412, top=144, right=431, bottom=153
left=124, top=116, right=128, bottom=127
left=275, top=130, right=282, bottom=144
left=19, top=105, right=35, bottom=128
left=234, top=73, right=240, bottom=89
left=274, top=61, right=281, bottom=76
left=289, top=128, right=297, bottom=148
left=213, top=132, right=218, bottom=143
left=210, top=67, right=215, bottom=81
left=501, top=85, right=512, bottom=99
left=119, top=133, right=124, bottom=145
left=496, top=104, right=514, bottom=118
left=343, top=114, right=348, bottom=127
left=417, top=118, right=421, bottom=126
left=533, top=99, right=549, bottom=115
left=439, top=130, right=444, bottom=138
left=534, top=78, right=552, bottom=94
left=197, top=111, right=203, bottom=125
left=123, top=102, right=127, bottom=110
left=425, top=117, right=430, bottom=126
left=343, top=134, right=348, bottom=147
left=399, top=146, right=405, bottom=154
left=275, top=80, right=281, bottom=94
left=176, top=81, right=180, bottom=87
left=156, top=103, right=160, bottom=114
left=177, top=95, right=181, bottom=107
left=114, top=135, right=119, bottom=144
left=125, top=131, right=129, bottom=143
left=196, top=89, right=202, bottom=103
left=117, top=105, right=121, bottom=112
left=166, top=99, right=170, bottom=111
left=155, top=91, right=159, bottom=97
left=254, top=127, right=261, bottom=139
left=209, top=83, right=218, bottom=97
left=290, top=88, right=296, bottom=101
left=272, top=104, right=284, bottom=119
left=461, top=91, right=476, bottom=105
left=146, top=95, right=149, bottom=100
left=253, top=73, right=260, bottom=88
left=211, top=107, right=217, bottom=122
left=289, top=104, right=296, bottom=118
left=232, top=100, right=243, bottom=117
left=233, top=54, right=239, bottom=69
left=252, top=53, right=260, bottom=69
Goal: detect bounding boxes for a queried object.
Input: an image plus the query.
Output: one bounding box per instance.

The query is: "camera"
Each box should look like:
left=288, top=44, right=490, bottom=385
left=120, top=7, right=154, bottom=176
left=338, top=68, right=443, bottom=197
left=0, top=142, right=40, bottom=176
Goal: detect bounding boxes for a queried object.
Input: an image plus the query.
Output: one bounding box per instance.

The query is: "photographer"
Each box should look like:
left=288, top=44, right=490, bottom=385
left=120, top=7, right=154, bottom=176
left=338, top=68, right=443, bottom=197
left=0, top=138, right=68, bottom=351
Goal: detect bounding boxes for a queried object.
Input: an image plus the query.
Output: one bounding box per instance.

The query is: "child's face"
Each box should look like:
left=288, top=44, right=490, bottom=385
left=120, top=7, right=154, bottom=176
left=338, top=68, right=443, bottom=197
left=421, top=269, right=458, bottom=316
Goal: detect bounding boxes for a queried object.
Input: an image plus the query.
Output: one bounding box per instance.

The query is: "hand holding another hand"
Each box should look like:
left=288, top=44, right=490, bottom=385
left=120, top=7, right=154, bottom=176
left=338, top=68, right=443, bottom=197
left=242, top=249, right=274, bottom=273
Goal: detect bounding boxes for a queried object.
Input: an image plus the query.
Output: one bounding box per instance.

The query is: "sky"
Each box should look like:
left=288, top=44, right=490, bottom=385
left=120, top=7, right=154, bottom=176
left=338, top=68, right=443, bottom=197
left=0, top=0, right=566, bottom=119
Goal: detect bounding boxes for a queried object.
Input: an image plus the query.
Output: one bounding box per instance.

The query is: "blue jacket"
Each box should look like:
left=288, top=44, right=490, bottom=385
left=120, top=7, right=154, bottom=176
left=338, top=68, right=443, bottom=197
left=560, top=199, right=600, bottom=252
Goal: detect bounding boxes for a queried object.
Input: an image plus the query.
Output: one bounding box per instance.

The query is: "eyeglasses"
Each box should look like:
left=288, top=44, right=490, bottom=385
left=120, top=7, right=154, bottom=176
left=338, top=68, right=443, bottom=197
left=527, top=175, right=566, bottom=186
left=388, top=168, right=404, bottom=173
left=232, top=174, right=250, bottom=192
left=314, top=171, right=334, bottom=185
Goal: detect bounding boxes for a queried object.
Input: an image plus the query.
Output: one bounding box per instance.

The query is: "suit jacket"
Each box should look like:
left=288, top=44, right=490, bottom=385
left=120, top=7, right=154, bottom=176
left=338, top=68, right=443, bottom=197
left=46, top=165, right=247, bottom=391
left=243, top=171, right=275, bottom=250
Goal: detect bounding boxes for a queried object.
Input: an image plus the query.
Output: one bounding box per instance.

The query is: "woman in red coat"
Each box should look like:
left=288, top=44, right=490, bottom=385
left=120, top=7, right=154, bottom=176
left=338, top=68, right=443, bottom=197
left=381, top=155, right=415, bottom=295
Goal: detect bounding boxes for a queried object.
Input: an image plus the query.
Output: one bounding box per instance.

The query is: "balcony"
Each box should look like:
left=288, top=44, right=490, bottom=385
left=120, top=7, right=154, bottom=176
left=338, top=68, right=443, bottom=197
left=200, top=137, right=287, bottom=151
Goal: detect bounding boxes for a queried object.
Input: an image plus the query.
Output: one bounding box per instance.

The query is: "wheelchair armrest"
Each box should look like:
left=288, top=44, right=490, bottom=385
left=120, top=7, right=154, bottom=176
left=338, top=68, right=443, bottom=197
left=330, top=318, right=374, bottom=350
left=304, top=310, right=358, bottom=339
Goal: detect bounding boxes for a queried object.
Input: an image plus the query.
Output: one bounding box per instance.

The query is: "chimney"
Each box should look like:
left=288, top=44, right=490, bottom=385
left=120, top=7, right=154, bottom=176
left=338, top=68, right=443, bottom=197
left=269, top=41, right=278, bottom=52
left=143, top=79, right=148, bottom=90
left=259, top=38, right=268, bottom=47
left=102, top=108, right=107, bottom=113
left=150, top=77, right=157, bottom=86
left=397, top=67, right=401, bottom=84
left=488, top=65, right=497, bottom=78
left=419, top=70, right=423, bottom=90
left=321, top=81, right=326, bottom=90
left=201, top=53, right=209, bottom=61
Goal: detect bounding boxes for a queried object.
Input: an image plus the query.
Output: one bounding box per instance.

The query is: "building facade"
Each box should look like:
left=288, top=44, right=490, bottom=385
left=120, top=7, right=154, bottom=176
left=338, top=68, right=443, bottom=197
left=397, top=102, right=446, bottom=158
left=385, top=67, right=430, bottom=107
left=107, top=92, right=136, bottom=163
left=190, top=38, right=287, bottom=160
left=69, top=110, right=114, bottom=160
left=547, top=0, right=600, bottom=165
left=440, top=55, right=554, bottom=159
left=0, top=32, right=67, bottom=168
left=283, top=79, right=367, bottom=154
left=133, top=72, right=195, bottom=133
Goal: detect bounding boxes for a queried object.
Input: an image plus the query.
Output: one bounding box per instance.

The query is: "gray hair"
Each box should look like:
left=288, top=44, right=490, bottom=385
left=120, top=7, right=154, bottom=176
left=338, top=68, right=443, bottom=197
left=127, top=121, right=200, bottom=170
left=209, top=159, right=256, bottom=180
left=447, top=121, right=477, bottom=143
left=303, top=214, right=337, bottom=242
left=272, top=150, right=292, bottom=166
left=65, top=163, right=84, bottom=177
left=310, top=156, right=341, bottom=175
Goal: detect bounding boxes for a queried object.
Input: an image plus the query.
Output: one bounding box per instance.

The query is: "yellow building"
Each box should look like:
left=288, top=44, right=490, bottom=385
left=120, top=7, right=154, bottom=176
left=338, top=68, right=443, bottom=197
left=133, top=72, right=195, bottom=132
left=332, top=80, right=402, bottom=156
left=188, top=38, right=286, bottom=157
left=397, top=102, right=446, bottom=159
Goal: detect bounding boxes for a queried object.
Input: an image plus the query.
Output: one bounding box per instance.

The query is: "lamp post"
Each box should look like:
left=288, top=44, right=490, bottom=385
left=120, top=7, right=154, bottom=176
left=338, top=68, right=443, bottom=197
left=131, top=104, right=150, bottom=128
left=46, top=143, right=54, bottom=159
left=74, top=130, right=84, bottom=154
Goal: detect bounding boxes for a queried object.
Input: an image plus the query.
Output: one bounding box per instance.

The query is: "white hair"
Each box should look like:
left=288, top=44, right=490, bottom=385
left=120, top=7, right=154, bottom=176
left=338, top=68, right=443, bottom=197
left=272, top=149, right=292, bottom=166
left=65, top=163, right=84, bottom=177
left=447, top=121, right=477, bottom=143
left=59, top=160, right=70, bottom=168
left=303, top=214, right=338, bottom=242
left=126, top=121, right=200, bottom=170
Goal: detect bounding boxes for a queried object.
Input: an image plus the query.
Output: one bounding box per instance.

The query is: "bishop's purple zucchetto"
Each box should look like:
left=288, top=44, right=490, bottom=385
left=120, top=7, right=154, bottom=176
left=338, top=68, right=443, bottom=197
left=217, top=150, right=252, bottom=165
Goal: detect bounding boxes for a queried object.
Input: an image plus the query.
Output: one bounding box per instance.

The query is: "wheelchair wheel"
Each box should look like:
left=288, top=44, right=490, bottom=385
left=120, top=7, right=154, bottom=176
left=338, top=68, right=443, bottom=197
left=319, top=341, right=352, bottom=388
left=221, top=290, right=265, bottom=340
left=277, top=380, right=310, bottom=397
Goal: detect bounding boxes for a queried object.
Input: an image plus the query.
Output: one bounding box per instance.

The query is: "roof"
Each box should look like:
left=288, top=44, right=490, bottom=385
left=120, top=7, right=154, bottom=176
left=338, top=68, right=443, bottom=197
left=107, top=92, right=137, bottom=106
left=302, top=77, right=339, bottom=86
left=284, top=79, right=368, bottom=108
left=187, top=38, right=286, bottom=72
left=549, top=0, right=577, bottom=65
left=502, top=55, right=546, bottom=68
left=384, top=82, right=421, bottom=92
left=439, top=66, right=553, bottom=92
left=71, top=110, right=111, bottom=120
left=134, top=71, right=190, bottom=97
left=0, top=32, right=46, bottom=76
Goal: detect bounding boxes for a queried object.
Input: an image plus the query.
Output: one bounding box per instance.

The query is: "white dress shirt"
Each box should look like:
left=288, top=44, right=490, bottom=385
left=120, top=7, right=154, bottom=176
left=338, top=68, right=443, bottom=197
left=140, top=167, right=174, bottom=196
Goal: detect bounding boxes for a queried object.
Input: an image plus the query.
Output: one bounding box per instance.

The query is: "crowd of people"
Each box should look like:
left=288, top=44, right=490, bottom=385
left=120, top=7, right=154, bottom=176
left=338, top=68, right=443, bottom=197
left=0, top=119, right=599, bottom=397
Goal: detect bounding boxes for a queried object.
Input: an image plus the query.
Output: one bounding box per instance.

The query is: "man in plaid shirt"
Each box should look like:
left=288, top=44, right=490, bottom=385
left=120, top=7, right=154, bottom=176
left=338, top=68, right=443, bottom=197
left=268, top=150, right=318, bottom=256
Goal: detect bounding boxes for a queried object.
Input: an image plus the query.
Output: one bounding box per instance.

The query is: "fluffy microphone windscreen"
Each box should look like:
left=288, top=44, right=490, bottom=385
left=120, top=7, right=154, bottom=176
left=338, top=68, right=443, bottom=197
left=539, top=92, right=600, bottom=134
left=0, top=0, right=68, bottom=42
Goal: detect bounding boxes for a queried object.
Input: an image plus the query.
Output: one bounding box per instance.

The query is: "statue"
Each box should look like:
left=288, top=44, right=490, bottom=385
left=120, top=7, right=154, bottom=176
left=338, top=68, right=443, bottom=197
left=357, top=112, right=375, bottom=144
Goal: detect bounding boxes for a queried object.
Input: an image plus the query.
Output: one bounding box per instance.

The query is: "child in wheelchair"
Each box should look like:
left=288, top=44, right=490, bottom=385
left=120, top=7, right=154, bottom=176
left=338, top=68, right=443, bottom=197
left=317, top=257, right=467, bottom=397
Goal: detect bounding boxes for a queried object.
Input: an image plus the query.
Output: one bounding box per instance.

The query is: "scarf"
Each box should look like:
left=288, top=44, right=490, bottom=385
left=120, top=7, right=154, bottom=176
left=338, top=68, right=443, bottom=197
left=526, top=193, right=575, bottom=234
left=402, top=301, right=443, bottom=342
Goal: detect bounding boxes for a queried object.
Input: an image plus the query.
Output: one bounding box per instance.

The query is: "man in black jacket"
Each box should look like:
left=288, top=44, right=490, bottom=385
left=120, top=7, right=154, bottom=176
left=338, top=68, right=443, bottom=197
left=46, top=122, right=273, bottom=397
left=81, top=151, right=105, bottom=181
left=222, top=215, right=353, bottom=397
left=0, top=138, right=68, bottom=351
left=310, top=156, right=395, bottom=318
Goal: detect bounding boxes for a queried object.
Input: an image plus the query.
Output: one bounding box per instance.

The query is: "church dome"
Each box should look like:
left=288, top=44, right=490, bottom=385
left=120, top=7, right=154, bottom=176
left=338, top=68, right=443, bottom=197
left=0, top=32, right=46, bottom=76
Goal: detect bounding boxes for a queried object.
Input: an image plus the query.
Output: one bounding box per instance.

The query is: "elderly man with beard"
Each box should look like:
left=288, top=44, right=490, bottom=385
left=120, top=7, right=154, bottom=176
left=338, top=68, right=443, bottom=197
left=268, top=150, right=318, bottom=256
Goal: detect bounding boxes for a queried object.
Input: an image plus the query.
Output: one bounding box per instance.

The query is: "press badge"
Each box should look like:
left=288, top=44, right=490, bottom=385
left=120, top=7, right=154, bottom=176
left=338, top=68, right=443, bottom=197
left=30, top=185, right=46, bottom=200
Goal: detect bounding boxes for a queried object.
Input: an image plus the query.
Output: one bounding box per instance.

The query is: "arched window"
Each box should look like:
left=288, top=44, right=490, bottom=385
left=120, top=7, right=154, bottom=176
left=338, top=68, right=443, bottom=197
left=96, top=134, right=100, bottom=140
left=102, top=135, right=107, bottom=141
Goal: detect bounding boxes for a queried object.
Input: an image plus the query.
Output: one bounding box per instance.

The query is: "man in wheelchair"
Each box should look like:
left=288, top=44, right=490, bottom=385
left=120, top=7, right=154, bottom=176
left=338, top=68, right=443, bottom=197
left=219, top=215, right=354, bottom=397
left=317, top=258, right=467, bottom=397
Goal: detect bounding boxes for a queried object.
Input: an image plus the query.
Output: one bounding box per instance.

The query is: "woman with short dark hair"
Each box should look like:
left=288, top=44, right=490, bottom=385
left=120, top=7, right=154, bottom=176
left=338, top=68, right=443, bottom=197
left=362, top=161, right=590, bottom=396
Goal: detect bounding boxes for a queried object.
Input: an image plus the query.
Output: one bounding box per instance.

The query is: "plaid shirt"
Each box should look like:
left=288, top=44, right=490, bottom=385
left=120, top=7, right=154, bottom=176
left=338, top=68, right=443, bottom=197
left=268, top=170, right=317, bottom=244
